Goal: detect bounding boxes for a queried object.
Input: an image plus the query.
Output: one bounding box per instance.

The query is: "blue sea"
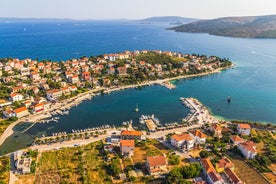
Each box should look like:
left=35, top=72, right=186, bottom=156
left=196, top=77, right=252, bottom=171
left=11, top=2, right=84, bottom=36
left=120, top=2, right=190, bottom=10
left=1, top=20, right=276, bottom=154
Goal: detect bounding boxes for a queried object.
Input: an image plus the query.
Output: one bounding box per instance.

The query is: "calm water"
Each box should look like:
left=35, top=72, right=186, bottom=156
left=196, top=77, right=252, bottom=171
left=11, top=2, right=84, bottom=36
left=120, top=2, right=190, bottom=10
left=1, top=20, right=276, bottom=154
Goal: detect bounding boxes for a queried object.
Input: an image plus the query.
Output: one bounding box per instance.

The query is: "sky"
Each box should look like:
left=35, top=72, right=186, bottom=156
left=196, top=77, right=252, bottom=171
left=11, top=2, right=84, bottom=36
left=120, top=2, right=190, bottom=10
left=1, top=0, right=276, bottom=20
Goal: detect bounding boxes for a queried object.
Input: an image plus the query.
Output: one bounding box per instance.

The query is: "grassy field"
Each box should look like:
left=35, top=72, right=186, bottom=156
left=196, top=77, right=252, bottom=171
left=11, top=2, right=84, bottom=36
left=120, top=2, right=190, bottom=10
left=133, top=139, right=171, bottom=163
left=0, top=156, right=10, bottom=184
left=0, top=119, right=14, bottom=138
left=15, top=175, right=35, bottom=184
left=35, top=141, right=111, bottom=184
left=232, top=158, right=269, bottom=184
left=227, top=152, right=269, bottom=184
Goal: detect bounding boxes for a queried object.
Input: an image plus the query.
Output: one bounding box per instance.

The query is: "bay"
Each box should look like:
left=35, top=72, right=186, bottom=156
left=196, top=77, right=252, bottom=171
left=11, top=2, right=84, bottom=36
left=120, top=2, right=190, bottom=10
left=0, top=20, right=276, bottom=154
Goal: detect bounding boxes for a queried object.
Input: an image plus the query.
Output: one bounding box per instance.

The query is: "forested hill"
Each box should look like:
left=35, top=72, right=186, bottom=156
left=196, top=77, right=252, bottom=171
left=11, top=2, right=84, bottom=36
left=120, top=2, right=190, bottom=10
left=169, top=14, right=276, bottom=38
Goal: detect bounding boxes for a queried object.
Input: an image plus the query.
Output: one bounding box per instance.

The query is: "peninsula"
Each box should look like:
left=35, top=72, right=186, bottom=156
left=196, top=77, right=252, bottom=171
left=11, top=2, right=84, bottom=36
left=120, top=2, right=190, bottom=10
left=0, top=50, right=232, bottom=146
left=169, top=14, right=276, bottom=38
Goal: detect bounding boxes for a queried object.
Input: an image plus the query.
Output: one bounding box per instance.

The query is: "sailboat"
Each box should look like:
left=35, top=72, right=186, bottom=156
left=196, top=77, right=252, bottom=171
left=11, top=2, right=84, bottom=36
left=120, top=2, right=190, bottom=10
left=135, top=104, right=139, bottom=112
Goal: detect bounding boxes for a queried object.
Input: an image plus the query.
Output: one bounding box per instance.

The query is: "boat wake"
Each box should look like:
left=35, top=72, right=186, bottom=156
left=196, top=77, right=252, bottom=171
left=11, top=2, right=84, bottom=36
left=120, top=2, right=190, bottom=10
left=251, top=50, right=276, bottom=59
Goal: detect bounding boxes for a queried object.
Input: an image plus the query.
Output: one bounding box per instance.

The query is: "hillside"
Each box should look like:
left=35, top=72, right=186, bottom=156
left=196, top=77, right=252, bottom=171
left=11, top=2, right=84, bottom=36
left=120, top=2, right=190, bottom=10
left=138, top=16, right=198, bottom=25
left=169, top=14, right=276, bottom=38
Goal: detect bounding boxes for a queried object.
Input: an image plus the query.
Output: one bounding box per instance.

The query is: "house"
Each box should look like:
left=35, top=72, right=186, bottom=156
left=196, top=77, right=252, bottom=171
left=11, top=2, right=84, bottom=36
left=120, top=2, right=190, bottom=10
left=23, top=100, right=32, bottom=108
left=32, top=87, right=39, bottom=95
left=3, top=108, right=15, bottom=118
left=14, top=151, right=32, bottom=174
left=238, top=140, right=257, bottom=159
left=201, top=158, right=224, bottom=184
left=237, top=124, right=251, bottom=136
left=20, top=68, right=30, bottom=76
left=82, top=72, right=91, bottom=81
left=215, top=157, right=234, bottom=173
left=68, top=75, right=79, bottom=84
left=230, top=135, right=244, bottom=145
left=10, top=93, right=23, bottom=102
left=68, top=86, right=77, bottom=92
left=170, top=133, right=194, bottom=150
left=33, top=103, right=44, bottom=113
left=13, top=107, right=29, bottom=118
left=108, top=67, right=115, bottom=75
left=193, top=177, right=207, bottom=184
left=30, top=72, right=41, bottom=81
left=121, top=130, right=142, bottom=140
left=189, top=129, right=207, bottom=144
left=46, top=89, right=63, bottom=101
left=146, top=155, right=168, bottom=176
left=120, top=140, right=135, bottom=156
left=224, top=168, right=243, bottom=184
left=210, top=124, right=222, bottom=137
left=103, top=144, right=114, bottom=152
left=11, top=86, right=24, bottom=93
left=117, top=66, right=127, bottom=75
left=37, top=62, right=45, bottom=70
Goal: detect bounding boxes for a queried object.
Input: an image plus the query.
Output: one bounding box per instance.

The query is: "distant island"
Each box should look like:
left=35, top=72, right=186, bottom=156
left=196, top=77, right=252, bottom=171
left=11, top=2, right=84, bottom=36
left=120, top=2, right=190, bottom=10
left=168, top=14, right=276, bottom=38
left=137, top=16, right=198, bottom=25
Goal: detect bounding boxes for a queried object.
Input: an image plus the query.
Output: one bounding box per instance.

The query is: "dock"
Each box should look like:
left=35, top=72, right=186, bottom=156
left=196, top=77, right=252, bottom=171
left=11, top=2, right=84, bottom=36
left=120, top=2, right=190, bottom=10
left=180, top=97, right=200, bottom=122
left=144, top=119, right=158, bottom=132
left=140, top=114, right=161, bottom=132
left=159, top=81, right=176, bottom=89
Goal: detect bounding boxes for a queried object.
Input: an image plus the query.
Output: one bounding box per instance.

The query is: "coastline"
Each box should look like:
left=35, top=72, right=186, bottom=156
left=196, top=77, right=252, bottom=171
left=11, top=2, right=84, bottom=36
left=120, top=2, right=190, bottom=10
left=0, top=65, right=232, bottom=147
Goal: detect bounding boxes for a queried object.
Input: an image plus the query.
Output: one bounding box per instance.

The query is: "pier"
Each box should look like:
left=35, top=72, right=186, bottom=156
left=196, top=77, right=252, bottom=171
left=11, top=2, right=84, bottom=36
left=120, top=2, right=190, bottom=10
left=159, top=81, right=176, bottom=89
left=140, top=115, right=161, bottom=132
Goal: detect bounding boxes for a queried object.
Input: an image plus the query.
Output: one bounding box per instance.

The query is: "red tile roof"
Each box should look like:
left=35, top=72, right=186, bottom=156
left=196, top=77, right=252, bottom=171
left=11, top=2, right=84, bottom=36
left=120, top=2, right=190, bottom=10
left=211, top=124, right=222, bottom=131
left=238, top=124, right=250, bottom=129
left=190, top=129, right=207, bottom=139
left=120, top=140, right=135, bottom=147
left=171, top=133, right=193, bottom=142
left=208, top=171, right=222, bottom=183
left=147, top=155, right=167, bottom=167
left=201, top=158, right=216, bottom=174
left=217, top=158, right=234, bottom=169
left=225, top=167, right=243, bottom=184
left=239, top=141, right=256, bottom=152
left=13, top=107, right=28, bottom=114
left=121, top=130, right=142, bottom=136
left=230, top=135, right=244, bottom=143
left=10, top=93, right=22, bottom=98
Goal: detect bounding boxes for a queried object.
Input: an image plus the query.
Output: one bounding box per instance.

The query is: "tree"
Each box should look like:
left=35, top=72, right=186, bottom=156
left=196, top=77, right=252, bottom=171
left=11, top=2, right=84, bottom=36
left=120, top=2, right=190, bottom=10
left=168, top=154, right=180, bottom=165
left=181, top=163, right=201, bottom=179
left=199, top=150, right=211, bottom=158
left=109, top=157, right=121, bottom=176
left=166, top=167, right=183, bottom=184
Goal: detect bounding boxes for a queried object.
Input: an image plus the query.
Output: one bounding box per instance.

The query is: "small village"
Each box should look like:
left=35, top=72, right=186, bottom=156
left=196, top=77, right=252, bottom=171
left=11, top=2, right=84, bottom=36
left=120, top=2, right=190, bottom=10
left=0, top=50, right=231, bottom=123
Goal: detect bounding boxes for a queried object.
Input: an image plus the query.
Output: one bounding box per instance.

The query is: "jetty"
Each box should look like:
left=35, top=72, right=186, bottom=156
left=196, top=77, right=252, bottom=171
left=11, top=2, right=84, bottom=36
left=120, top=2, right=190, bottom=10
left=180, top=97, right=200, bottom=122
left=159, top=81, right=176, bottom=89
left=140, top=115, right=161, bottom=132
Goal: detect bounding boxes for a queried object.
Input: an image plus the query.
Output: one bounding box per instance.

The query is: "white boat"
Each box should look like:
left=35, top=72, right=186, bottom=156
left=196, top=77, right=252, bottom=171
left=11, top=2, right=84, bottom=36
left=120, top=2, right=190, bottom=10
left=134, top=104, right=139, bottom=112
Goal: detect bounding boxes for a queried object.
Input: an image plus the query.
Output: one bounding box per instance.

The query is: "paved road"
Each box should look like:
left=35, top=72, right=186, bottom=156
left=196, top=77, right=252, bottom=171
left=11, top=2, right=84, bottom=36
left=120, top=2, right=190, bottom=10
left=30, top=130, right=121, bottom=152
left=147, top=124, right=201, bottom=139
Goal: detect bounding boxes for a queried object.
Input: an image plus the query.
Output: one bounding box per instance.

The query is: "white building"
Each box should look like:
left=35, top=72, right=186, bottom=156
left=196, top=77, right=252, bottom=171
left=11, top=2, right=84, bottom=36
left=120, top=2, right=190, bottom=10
left=237, top=124, right=251, bottom=135
left=46, top=89, right=63, bottom=101
left=189, top=129, right=207, bottom=144
left=170, top=133, right=195, bottom=150
left=238, top=140, right=257, bottom=159
left=10, top=93, right=24, bottom=102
